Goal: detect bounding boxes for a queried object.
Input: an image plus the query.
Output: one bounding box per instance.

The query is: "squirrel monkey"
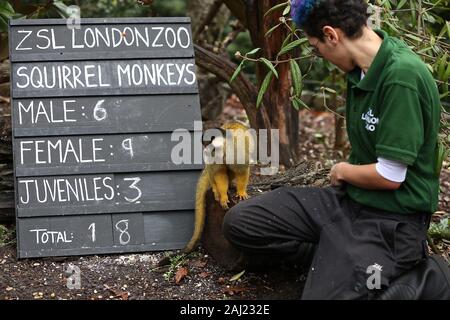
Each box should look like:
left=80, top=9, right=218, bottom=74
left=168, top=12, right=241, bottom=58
left=184, top=121, right=255, bottom=253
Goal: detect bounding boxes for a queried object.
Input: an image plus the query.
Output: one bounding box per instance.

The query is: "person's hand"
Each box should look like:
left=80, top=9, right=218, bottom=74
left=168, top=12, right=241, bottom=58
left=330, top=162, right=348, bottom=186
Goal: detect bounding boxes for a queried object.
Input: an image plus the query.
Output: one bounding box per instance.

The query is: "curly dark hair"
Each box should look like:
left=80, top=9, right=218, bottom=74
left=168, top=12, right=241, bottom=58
left=298, top=0, right=370, bottom=40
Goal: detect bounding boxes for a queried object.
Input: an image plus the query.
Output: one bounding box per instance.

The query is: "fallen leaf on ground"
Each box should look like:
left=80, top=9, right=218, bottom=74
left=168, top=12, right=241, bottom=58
left=223, top=286, right=248, bottom=296
left=230, top=270, right=245, bottom=282
left=198, top=272, right=210, bottom=278
left=103, top=284, right=129, bottom=300
left=175, top=267, right=188, bottom=284
left=190, top=260, right=207, bottom=268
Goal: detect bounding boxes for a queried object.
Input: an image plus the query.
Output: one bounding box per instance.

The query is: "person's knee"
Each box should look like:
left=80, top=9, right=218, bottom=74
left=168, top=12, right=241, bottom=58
left=222, top=202, right=250, bottom=244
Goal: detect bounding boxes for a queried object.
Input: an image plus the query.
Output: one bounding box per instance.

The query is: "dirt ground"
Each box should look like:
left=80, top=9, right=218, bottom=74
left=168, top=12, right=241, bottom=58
left=0, top=245, right=308, bottom=300
left=0, top=98, right=449, bottom=300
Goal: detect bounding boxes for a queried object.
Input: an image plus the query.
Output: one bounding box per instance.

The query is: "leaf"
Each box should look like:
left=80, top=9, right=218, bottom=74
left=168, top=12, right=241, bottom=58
left=417, top=46, right=433, bottom=54
left=256, top=72, right=273, bottom=109
left=435, top=140, right=449, bottom=176
left=198, top=272, right=210, bottom=278
left=52, top=1, right=72, bottom=18
left=281, top=34, right=293, bottom=50
left=292, top=98, right=301, bottom=110
left=0, top=15, right=7, bottom=33
left=230, top=61, right=244, bottom=84
left=265, top=23, right=282, bottom=37
left=384, top=20, right=398, bottom=33
left=404, top=33, right=422, bottom=43
left=423, top=12, right=436, bottom=24
left=282, top=4, right=291, bottom=16
left=264, top=2, right=288, bottom=17
left=230, top=270, right=246, bottom=282
left=397, top=0, right=408, bottom=9
left=444, top=60, right=450, bottom=83
left=437, top=54, right=448, bottom=81
left=190, top=259, right=207, bottom=268
left=175, top=267, right=188, bottom=284
left=260, top=58, right=278, bottom=78
left=0, top=1, right=14, bottom=16
left=223, top=286, right=248, bottom=296
left=246, top=47, right=261, bottom=56
left=290, top=59, right=302, bottom=96
left=293, top=97, right=310, bottom=110
left=278, top=38, right=308, bottom=56
left=323, top=87, right=337, bottom=94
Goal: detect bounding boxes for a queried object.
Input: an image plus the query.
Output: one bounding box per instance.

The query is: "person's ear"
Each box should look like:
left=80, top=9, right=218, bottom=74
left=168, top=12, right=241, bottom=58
left=322, top=26, right=340, bottom=45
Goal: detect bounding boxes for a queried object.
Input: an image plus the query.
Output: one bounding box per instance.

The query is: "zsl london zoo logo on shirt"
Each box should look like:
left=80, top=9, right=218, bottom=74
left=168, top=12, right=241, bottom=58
left=361, top=108, right=379, bottom=132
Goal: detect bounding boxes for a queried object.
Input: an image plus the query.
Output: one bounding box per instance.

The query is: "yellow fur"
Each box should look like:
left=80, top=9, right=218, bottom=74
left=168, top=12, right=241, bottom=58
left=183, top=121, right=253, bottom=253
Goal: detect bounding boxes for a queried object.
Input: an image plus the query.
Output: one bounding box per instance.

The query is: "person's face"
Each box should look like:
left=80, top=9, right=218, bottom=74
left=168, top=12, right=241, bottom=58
left=306, top=27, right=356, bottom=73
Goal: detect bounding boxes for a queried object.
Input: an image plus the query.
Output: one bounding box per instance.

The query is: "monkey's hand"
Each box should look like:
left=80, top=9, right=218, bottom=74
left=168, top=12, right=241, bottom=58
left=220, top=196, right=230, bottom=210
left=236, top=191, right=249, bottom=201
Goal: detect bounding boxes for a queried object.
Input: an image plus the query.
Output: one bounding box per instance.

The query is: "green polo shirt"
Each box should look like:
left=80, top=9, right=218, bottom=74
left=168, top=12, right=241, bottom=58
left=345, top=29, right=441, bottom=214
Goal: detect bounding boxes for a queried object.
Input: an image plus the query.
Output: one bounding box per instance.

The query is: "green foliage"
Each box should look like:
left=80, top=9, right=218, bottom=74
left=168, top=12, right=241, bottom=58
left=290, top=59, right=302, bottom=97
left=260, top=58, right=279, bottom=79
left=230, top=47, right=261, bottom=84
left=230, top=60, right=244, bottom=84
left=278, top=38, right=308, bottom=57
left=429, top=218, right=450, bottom=240
left=0, top=0, right=15, bottom=32
left=257, top=72, right=273, bottom=108
left=162, top=253, right=188, bottom=281
left=0, top=225, right=15, bottom=247
left=232, top=0, right=450, bottom=172
left=229, top=2, right=312, bottom=111
left=51, top=0, right=74, bottom=18
left=372, top=0, right=450, bottom=171
left=163, top=252, right=199, bottom=281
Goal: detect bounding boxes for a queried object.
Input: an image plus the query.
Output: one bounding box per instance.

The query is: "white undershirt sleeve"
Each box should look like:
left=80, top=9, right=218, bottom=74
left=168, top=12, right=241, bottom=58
left=375, top=157, right=408, bottom=183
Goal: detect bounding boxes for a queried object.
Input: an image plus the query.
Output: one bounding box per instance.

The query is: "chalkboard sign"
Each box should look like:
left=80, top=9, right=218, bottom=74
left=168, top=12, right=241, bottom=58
left=9, top=18, right=203, bottom=258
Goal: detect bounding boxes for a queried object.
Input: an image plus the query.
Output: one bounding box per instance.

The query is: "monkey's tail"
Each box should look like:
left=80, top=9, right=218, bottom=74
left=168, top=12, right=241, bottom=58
left=184, top=170, right=209, bottom=253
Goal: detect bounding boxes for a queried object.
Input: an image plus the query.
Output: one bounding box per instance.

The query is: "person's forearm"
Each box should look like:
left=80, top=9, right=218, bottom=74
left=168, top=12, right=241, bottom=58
left=336, top=163, right=402, bottom=190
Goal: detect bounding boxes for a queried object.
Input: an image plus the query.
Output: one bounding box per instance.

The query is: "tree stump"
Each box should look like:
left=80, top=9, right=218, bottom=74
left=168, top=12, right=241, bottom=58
left=199, top=162, right=331, bottom=270
left=201, top=190, right=246, bottom=271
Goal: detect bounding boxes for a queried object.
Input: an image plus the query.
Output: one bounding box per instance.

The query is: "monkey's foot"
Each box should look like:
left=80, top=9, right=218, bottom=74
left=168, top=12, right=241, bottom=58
left=220, top=198, right=230, bottom=210
left=236, top=192, right=249, bottom=201
left=213, top=190, right=220, bottom=202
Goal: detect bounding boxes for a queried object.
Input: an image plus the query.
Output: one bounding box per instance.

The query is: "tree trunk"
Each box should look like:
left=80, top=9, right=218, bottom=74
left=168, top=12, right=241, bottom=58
left=260, top=0, right=298, bottom=166
left=224, top=0, right=300, bottom=166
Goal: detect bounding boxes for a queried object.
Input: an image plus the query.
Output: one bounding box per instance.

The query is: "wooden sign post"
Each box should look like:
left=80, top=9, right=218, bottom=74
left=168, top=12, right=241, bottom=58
left=8, top=18, right=203, bottom=258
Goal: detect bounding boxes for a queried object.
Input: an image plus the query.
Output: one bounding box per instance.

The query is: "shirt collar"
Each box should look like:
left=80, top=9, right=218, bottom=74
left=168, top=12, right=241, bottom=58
left=348, top=29, right=391, bottom=91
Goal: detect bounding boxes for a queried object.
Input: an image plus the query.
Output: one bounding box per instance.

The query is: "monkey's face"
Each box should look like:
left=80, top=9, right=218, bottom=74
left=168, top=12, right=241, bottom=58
left=203, top=135, right=225, bottom=165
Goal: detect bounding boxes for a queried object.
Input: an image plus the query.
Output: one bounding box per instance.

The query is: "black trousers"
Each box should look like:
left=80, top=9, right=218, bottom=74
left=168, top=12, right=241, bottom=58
left=222, top=185, right=431, bottom=300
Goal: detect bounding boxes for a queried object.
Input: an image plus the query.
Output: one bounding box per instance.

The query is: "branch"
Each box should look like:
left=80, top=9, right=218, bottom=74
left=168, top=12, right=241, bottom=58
left=194, top=44, right=271, bottom=131
left=193, top=0, right=224, bottom=41
left=221, top=21, right=245, bottom=50
left=223, top=0, right=247, bottom=27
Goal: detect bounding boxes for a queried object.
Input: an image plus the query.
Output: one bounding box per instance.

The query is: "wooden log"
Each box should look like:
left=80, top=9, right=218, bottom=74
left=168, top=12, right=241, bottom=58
left=200, top=162, right=331, bottom=270
left=201, top=190, right=246, bottom=271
